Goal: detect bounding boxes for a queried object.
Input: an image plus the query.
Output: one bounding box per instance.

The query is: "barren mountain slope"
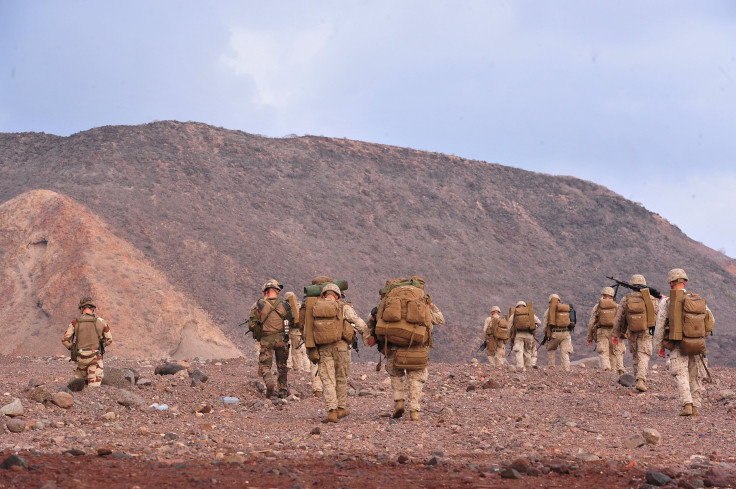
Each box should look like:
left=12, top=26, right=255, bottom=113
left=0, top=189, right=241, bottom=359
left=0, top=122, right=734, bottom=364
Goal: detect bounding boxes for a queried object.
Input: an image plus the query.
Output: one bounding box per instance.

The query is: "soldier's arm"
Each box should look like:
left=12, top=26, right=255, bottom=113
left=61, top=322, right=75, bottom=349
left=429, top=304, right=445, bottom=326
left=483, top=317, right=493, bottom=337
left=99, top=319, right=112, bottom=346
left=653, top=297, right=669, bottom=355
left=586, top=304, right=599, bottom=342
left=343, top=305, right=371, bottom=344
left=542, top=310, right=551, bottom=337
left=612, top=297, right=626, bottom=338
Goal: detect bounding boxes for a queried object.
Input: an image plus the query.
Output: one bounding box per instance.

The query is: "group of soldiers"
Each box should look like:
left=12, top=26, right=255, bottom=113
left=249, top=275, right=444, bottom=423
left=60, top=268, right=712, bottom=420
left=480, top=269, right=714, bottom=416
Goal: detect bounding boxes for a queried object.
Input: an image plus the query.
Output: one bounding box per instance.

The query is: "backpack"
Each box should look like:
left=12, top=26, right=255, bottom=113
left=493, top=316, right=510, bottom=340
left=625, top=293, right=648, bottom=332
left=513, top=303, right=534, bottom=331
left=375, top=281, right=431, bottom=347
left=549, top=298, right=571, bottom=328
left=598, top=298, right=617, bottom=327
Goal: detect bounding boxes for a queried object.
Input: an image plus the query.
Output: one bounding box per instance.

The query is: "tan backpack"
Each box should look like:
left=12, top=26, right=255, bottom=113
left=493, top=316, right=510, bottom=340
left=513, top=303, right=534, bottom=331
left=549, top=298, right=571, bottom=328
left=375, top=282, right=431, bottom=347
left=598, top=298, right=617, bottom=327
left=625, top=293, right=650, bottom=332
left=667, top=290, right=710, bottom=355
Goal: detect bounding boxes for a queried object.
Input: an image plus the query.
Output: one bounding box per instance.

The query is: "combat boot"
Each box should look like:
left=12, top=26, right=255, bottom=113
left=313, top=390, right=323, bottom=398
left=265, top=382, right=275, bottom=398
left=618, top=369, right=625, bottom=376
left=692, top=406, right=699, bottom=416
left=409, top=410, right=420, bottom=421
left=680, top=403, right=693, bottom=416
left=336, top=407, right=350, bottom=419
left=635, top=379, right=647, bottom=392
left=277, top=389, right=288, bottom=399
left=392, top=400, right=405, bottom=419
left=321, top=409, right=338, bottom=423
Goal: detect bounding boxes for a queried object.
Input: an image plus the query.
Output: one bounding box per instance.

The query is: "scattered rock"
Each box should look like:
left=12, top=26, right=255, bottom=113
left=719, top=390, right=735, bottom=400
left=6, top=418, right=26, bottom=433
left=397, top=455, right=409, bottom=464
left=115, top=390, right=146, bottom=407
left=0, top=398, right=24, bottom=417
left=25, top=378, right=44, bottom=390
left=310, top=427, right=321, bottom=435
left=509, top=458, right=529, bottom=472
left=624, top=434, right=647, bottom=449
left=189, top=369, right=208, bottom=383
left=67, top=378, right=86, bottom=392
left=101, top=412, right=116, bottom=421
left=154, top=363, right=186, bottom=376
left=576, top=453, right=600, bottom=462
left=704, top=468, right=730, bottom=487
left=51, top=392, right=74, bottom=409
left=164, top=432, right=178, bottom=440
left=26, top=386, right=53, bottom=403
left=642, top=428, right=662, bottom=445
left=101, top=367, right=136, bottom=389
left=549, top=464, right=570, bottom=474
left=97, top=447, right=113, bottom=456
left=481, top=379, right=501, bottom=389
left=136, top=378, right=152, bottom=387
left=618, top=374, right=637, bottom=387
left=570, top=357, right=599, bottom=368
left=645, top=470, right=672, bottom=486
left=0, top=454, right=27, bottom=470
left=500, top=468, right=523, bottom=479
left=64, top=449, right=85, bottom=457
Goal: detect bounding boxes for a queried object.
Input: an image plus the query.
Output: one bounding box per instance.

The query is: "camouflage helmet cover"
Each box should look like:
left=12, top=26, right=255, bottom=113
left=490, top=306, right=501, bottom=314
left=667, top=268, right=688, bottom=283
left=630, top=274, right=646, bottom=286
left=321, top=283, right=341, bottom=297
left=262, top=279, right=284, bottom=292
left=601, top=286, right=615, bottom=297
left=548, top=293, right=560, bottom=302
left=515, top=300, right=526, bottom=307
left=78, top=296, right=96, bottom=309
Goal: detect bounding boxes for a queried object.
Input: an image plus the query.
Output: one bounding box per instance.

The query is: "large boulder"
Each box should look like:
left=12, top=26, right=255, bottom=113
left=154, top=363, right=186, bottom=376
left=51, top=392, right=74, bottom=409
left=101, top=367, right=137, bottom=389
left=0, top=398, right=24, bottom=417
left=26, top=385, right=53, bottom=403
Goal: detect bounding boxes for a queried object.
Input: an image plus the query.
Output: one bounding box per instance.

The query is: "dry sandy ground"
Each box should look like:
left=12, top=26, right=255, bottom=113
left=1, top=353, right=735, bottom=488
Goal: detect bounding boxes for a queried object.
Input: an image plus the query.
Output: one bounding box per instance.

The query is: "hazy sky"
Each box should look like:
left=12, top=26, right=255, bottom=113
left=2, top=1, right=734, bottom=257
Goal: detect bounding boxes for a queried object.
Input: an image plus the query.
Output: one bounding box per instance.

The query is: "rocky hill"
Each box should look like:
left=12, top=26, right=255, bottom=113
left=0, top=122, right=734, bottom=364
left=0, top=190, right=241, bottom=359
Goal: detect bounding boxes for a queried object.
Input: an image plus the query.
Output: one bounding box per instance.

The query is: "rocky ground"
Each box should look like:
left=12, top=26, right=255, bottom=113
left=2, top=353, right=736, bottom=488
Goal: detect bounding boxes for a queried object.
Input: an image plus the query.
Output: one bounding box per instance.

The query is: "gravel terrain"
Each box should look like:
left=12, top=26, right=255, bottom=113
left=2, top=354, right=736, bottom=488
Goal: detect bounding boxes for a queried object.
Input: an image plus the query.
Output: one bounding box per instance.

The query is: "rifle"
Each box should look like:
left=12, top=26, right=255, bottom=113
left=238, top=319, right=252, bottom=337
left=699, top=354, right=713, bottom=383
left=477, top=340, right=488, bottom=353
left=606, top=276, right=662, bottom=300
left=569, top=305, right=577, bottom=331
left=351, top=323, right=360, bottom=355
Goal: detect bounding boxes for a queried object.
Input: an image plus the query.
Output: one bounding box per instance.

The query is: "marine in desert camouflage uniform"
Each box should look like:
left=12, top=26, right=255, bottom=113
left=612, top=274, right=659, bottom=392
left=284, top=292, right=310, bottom=373
left=382, top=277, right=444, bottom=421
left=587, top=287, right=625, bottom=373
left=249, top=279, right=294, bottom=399
left=61, top=297, right=112, bottom=387
left=482, top=306, right=507, bottom=366
left=543, top=294, right=574, bottom=371
left=654, top=268, right=714, bottom=416
left=315, top=283, right=372, bottom=423
left=508, top=301, right=541, bottom=371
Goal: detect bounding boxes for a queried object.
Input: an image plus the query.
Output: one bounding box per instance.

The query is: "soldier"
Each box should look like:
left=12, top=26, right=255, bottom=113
left=508, top=300, right=541, bottom=371
left=249, top=279, right=294, bottom=399
left=374, top=276, right=444, bottom=421
left=284, top=291, right=310, bottom=373
left=543, top=294, right=574, bottom=371
left=587, top=287, right=625, bottom=373
left=483, top=306, right=508, bottom=366
left=311, top=283, right=372, bottom=423
left=654, top=268, right=714, bottom=416
left=612, top=274, right=659, bottom=392
left=61, top=297, right=112, bottom=387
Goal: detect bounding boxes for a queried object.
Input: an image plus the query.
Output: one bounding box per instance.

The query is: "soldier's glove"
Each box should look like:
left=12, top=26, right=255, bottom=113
left=648, top=327, right=655, bottom=336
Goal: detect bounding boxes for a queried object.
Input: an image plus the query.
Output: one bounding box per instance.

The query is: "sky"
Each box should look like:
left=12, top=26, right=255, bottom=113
left=1, top=1, right=734, bottom=257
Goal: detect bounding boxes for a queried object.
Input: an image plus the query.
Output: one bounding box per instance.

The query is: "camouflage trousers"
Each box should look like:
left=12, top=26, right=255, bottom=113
left=627, top=330, right=652, bottom=381
left=317, top=340, right=350, bottom=411
left=513, top=331, right=536, bottom=369
left=386, top=348, right=428, bottom=412
left=287, top=331, right=310, bottom=372
left=546, top=330, right=573, bottom=371
left=595, top=327, right=625, bottom=371
left=75, top=351, right=104, bottom=387
left=258, top=333, right=289, bottom=391
left=668, top=347, right=704, bottom=408
left=310, top=361, right=323, bottom=393
left=487, top=338, right=507, bottom=366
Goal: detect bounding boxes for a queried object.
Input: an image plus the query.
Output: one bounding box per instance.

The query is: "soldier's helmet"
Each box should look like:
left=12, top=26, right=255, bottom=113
left=630, top=274, right=646, bottom=286
left=411, top=275, right=426, bottom=288
left=321, top=283, right=341, bottom=297
left=490, top=306, right=501, bottom=314
left=548, top=293, right=560, bottom=302
left=78, top=297, right=96, bottom=310
left=515, top=300, right=526, bottom=307
left=601, top=286, right=615, bottom=297
left=262, top=279, right=284, bottom=292
left=667, top=268, right=688, bottom=283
